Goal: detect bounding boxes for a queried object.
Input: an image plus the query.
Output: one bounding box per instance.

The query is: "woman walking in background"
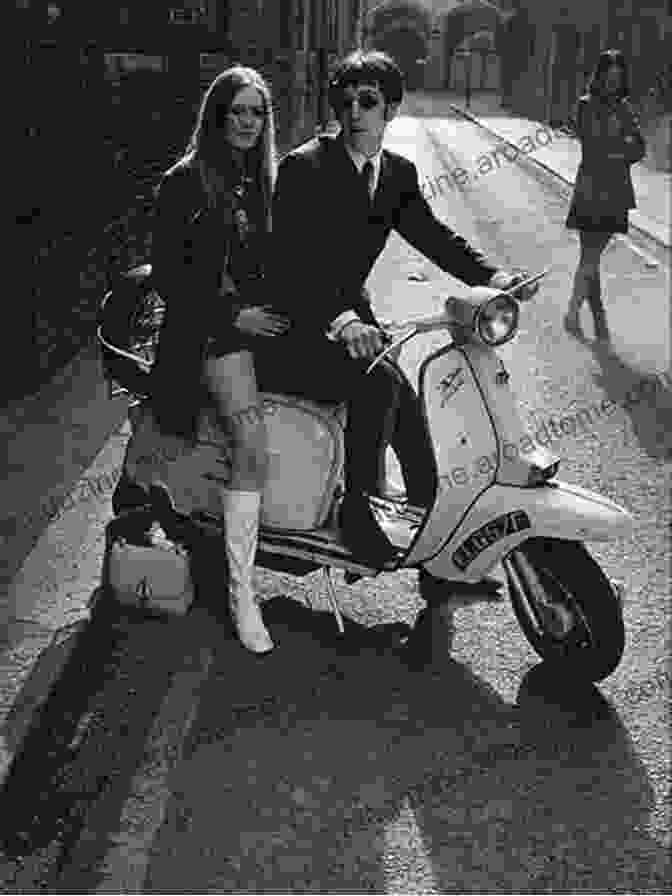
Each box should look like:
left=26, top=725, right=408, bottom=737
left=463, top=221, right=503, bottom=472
left=150, top=67, right=289, bottom=654
left=565, top=49, right=646, bottom=343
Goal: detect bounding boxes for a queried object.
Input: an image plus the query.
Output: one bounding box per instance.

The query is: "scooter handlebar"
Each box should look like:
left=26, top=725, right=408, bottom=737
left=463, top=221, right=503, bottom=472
left=368, top=270, right=549, bottom=373
left=381, top=269, right=549, bottom=333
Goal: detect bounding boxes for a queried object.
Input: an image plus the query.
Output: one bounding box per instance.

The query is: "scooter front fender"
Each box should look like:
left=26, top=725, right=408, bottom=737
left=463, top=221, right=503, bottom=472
left=419, top=479, right=635, bottom=581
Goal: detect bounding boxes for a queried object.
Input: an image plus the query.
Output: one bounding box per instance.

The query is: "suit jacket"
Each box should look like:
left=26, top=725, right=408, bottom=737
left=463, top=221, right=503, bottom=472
left=270, top=132, right=499, bottom=334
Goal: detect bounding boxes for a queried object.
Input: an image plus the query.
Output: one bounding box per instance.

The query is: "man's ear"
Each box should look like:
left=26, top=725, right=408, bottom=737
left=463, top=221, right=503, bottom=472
left=384, top=102, right=400, bottom=124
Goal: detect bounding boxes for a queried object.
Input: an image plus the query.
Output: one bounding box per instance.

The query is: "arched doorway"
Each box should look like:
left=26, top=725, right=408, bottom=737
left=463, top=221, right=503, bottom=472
left=372, top=24, right=429, bottom=89
left=440, top=0, right=510, bottom=90
left=364, top=0, right=431, bottom=90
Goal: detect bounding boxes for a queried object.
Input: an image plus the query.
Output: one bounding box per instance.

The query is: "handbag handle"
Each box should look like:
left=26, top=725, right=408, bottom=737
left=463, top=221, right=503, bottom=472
left=106, top=483, right=198, bottom=549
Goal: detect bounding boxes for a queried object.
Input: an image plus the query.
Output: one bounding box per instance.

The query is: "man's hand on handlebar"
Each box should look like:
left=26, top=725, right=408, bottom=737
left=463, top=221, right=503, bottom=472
left=489, top=270, right=540, bottom=302
left=340, top=320, right=389, bottom=360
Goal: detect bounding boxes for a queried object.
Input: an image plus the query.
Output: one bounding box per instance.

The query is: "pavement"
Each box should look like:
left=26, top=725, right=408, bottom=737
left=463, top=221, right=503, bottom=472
left=409, top=90, right=671, bottom=251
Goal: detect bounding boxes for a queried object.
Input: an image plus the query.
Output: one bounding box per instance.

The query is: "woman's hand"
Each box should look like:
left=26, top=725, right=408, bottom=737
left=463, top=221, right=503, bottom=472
left=234, top=306, right=291, bottom=337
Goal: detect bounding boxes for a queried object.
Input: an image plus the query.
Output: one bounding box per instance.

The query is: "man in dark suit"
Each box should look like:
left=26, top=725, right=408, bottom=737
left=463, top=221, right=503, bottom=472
left=259, top=50, right=536, bottom=561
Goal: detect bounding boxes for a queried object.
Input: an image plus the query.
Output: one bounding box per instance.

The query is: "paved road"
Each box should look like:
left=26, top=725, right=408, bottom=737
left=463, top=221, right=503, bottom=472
left=1, top=97, right=670, bottom=892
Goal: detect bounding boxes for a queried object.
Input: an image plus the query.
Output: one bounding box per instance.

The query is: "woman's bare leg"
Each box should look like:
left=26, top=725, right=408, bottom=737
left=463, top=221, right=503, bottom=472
left=203, top=351, right=273, bottom=653
left=579, top=231, right=612, bottom=341
left=203, top=350, right=269, bottom=491
left=566, top=230, right=612, bottom=336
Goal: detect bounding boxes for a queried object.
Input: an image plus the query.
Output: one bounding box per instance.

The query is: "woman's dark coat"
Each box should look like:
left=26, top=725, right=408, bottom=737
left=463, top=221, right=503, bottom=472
left=568, top=94, right=646, bottom=221
left=149, top=161, right=265, bottom=437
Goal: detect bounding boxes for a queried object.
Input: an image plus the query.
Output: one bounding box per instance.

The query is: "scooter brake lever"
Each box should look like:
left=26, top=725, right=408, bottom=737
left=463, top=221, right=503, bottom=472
left=501, top=268, right=550, bottom=300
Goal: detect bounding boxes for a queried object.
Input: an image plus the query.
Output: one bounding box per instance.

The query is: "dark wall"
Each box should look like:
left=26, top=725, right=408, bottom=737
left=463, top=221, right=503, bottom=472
left=373, top=26, right=428, bottom=90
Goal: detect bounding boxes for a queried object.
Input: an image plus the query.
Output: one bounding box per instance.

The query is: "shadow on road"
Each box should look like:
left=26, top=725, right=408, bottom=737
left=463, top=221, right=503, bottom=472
left=132, top=596, right=668, bottom=894
left=0, top=600, right=215, bottom=891
left=589, top=343, right=672, bottom=460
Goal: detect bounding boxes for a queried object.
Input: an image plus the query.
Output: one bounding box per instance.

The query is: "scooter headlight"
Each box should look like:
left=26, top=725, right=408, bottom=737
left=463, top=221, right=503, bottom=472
left=475, top=294, right=519, bottom=346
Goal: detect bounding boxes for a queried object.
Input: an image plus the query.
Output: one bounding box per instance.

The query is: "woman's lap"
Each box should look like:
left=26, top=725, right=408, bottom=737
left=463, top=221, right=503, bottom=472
left=204, top=327, right=263, bottom=359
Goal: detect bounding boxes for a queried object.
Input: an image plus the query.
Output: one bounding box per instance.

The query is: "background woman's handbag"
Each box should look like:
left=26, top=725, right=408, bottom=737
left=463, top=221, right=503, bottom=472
left=99, top=488, right=197, bottom=617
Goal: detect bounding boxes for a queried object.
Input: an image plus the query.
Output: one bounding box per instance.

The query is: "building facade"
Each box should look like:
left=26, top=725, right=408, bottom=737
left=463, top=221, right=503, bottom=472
left=505, top=0, right=671, bottom=130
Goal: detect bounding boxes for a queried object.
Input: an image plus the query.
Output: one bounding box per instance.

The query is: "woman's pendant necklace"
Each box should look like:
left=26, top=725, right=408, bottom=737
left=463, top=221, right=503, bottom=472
left=233, top=175, right=252, bottom=242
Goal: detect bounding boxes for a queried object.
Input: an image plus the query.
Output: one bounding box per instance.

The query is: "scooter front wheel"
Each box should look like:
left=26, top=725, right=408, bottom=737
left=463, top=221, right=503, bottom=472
left=504, top=537, right=625, bottom=682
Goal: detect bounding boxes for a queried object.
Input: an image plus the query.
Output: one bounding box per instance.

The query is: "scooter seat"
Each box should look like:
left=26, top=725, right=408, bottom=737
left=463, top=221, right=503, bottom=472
left=263, top=393, right=347, bottom=428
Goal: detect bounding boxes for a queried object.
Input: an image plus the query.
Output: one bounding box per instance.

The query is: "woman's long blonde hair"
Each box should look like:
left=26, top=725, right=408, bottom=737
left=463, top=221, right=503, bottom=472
left=179, top=65, right=277, bottom=230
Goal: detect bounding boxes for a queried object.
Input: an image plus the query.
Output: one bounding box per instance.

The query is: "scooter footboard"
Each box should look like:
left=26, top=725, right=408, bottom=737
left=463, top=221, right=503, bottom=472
left=419, top=480, right=634, bottom=581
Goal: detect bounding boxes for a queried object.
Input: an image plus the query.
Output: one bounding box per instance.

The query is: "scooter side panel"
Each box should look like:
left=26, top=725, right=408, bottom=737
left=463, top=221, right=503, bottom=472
left=404, top=346, right=498, bottom=565
left=422, top=481, right=635, bottom=581
left=121, top=396, right=345, bottom=530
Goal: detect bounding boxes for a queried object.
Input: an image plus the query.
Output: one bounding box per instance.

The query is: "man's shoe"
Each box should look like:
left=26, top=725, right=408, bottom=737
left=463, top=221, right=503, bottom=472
left=378, top=482, right=432, bottom=515
left=339, top=491, right=399, bottom=566
left=374, top=483, right=428, bottom=519
left=378, top=480, right=408, bottom=501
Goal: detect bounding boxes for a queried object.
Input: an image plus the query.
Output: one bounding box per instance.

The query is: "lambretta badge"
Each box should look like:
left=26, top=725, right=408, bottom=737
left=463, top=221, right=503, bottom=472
left=437, top=368, right=465, bottom=406
left=452, top=510, right=531, bottom=571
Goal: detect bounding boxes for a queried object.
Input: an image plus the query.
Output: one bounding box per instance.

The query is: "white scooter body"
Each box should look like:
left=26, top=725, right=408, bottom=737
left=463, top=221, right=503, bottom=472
left=109, top=275, right=634, bottom=582
left=104, top=271, right=633, bottom=679
left=407, top=339, right=634, bottom=581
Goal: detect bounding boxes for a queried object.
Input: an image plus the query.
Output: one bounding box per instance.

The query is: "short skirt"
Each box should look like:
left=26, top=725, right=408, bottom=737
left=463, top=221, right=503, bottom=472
left=565, top=207, right=629, bottom=234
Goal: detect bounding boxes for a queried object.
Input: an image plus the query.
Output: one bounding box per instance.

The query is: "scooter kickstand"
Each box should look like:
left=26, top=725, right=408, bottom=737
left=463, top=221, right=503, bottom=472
left=323, top=567, right=345, bottom=635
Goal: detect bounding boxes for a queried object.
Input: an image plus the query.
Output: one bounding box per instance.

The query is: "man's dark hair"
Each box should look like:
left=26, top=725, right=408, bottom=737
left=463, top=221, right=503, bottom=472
left=328, top=50, right=404, bottom=110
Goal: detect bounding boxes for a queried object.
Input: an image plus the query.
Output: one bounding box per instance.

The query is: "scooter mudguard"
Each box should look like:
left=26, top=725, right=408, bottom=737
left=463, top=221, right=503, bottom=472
left=419, top=480, right=635, bottom=582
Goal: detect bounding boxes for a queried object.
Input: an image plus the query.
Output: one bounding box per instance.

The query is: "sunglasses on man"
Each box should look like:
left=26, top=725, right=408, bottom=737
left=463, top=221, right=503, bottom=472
left=338, top=91, right=383, bottom=110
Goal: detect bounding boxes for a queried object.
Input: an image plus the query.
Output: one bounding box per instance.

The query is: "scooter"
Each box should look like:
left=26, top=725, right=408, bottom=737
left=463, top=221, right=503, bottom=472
left=99, top=267, right=633, bottom=682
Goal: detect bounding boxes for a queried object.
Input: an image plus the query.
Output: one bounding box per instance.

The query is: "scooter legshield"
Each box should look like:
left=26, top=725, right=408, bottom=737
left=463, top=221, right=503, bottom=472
left=402, top=343, right=500, bottom=565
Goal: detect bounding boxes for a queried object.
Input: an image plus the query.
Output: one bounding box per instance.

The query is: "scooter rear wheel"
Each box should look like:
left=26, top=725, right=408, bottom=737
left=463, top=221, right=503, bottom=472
left=504, top=537, right=625, bottom=682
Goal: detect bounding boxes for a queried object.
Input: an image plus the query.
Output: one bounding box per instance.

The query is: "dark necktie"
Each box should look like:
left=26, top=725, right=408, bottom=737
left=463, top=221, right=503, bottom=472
left=360, top=159, right=374, bottom=201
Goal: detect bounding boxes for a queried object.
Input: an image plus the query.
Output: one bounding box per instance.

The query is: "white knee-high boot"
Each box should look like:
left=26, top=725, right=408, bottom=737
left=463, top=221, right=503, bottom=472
left=220, top=487, right=274, bottom=654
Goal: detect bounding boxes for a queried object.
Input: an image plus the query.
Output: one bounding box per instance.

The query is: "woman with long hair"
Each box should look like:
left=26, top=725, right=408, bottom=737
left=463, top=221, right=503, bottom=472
left=150, top=66, right=289, bottom=653
left=564, top=49, right=646, bottom=343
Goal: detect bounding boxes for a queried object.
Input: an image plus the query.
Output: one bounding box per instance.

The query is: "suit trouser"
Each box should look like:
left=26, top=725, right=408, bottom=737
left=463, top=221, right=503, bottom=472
left=254, top=338, right=436, bottom=506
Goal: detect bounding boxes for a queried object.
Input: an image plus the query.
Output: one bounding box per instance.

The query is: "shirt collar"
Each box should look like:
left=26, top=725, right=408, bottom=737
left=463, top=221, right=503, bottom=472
left=344, top=144, right=383, bottom=193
